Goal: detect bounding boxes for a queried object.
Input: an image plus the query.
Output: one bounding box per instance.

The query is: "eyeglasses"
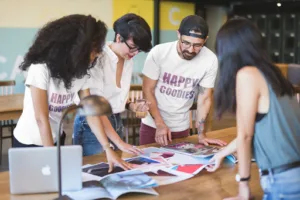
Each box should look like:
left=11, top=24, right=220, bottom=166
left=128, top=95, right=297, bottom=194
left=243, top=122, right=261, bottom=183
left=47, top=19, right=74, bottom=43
left=180, top=37, right=204, bottom=50
left=121, top=36, right=141, bottom=53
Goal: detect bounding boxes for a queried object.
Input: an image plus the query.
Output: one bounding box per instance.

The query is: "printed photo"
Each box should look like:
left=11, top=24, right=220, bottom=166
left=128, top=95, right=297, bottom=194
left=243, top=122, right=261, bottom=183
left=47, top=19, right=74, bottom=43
left=82, top=162, right=124, bottom=177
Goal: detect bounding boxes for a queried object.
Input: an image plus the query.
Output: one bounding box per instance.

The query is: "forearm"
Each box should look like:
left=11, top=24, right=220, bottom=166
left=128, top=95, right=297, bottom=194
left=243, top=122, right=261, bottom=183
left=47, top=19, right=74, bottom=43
left=86, top=116, right=110, bottom=147
left=196, top=97, right=212, bottom=135
left=99, top=115, right=123, bottom=145
left=36, top=118, right=54, bottom=146
left=219, top=138, right=237, bottom=157
left=144, top=90, right=164, bottom=125
left=237, top=134, right=252, bottom=178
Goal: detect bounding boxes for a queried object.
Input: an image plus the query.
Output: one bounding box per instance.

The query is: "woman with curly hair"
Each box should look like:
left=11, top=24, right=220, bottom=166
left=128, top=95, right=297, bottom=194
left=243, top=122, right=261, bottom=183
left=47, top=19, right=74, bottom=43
left=13, top=14, right=131, bottom=171
left=73, top=13, right=152, bottom=156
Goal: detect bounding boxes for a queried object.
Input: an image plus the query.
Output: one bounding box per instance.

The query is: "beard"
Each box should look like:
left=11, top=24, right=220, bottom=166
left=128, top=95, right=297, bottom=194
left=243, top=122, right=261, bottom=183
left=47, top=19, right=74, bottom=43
left=182, top=50, right=197, bottom=60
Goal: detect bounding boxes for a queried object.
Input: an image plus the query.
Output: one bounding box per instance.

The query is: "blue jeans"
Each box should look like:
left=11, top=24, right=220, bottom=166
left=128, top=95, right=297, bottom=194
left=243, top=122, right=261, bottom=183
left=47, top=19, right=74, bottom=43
left=73, top=113, right=124, bottom=156
left=260, top=166, right=300, bottom=200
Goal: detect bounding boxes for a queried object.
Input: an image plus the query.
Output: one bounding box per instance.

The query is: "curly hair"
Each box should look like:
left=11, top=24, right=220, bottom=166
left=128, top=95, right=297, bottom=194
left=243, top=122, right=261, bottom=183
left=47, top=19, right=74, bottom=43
left=20, top=14, right=107, bottom=89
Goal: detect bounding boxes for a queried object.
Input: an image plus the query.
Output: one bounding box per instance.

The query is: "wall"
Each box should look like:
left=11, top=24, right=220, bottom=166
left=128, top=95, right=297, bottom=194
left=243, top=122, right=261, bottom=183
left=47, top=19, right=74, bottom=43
left=0, top=0, right=195, bottom=92
left=205, top=6, right=228, bottom=52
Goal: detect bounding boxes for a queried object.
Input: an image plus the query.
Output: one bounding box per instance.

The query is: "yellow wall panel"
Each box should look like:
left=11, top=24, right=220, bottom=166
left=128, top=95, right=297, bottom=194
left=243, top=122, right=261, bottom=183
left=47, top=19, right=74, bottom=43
left=0, top=0, right=113, bottom=28
left=160, top=2, right=195, bottom=30
left=113, top=0, right=154, bottom=29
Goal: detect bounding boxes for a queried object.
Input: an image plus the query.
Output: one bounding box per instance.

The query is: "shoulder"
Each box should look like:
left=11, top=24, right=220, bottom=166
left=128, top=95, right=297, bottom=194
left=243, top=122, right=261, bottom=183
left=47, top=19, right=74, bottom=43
left=236, top=66, right=262, bottom=89
left=237, top=66, right=260, bottom=80
left=151, top=41, right=176, bottom=53
left=199, top=47, right=217, bottom=60
left=27, top=63, right=49, bottom=75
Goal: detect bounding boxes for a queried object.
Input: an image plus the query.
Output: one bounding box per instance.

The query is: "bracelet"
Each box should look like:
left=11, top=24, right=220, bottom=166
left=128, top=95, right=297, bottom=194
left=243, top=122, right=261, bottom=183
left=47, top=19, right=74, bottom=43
left=103, top=143, right=111, bottom=151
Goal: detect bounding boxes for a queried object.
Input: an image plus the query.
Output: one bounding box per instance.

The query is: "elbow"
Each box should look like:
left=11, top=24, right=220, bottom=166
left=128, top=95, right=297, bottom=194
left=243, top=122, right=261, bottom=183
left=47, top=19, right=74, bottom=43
left=238, top=132, right=253, bottom=144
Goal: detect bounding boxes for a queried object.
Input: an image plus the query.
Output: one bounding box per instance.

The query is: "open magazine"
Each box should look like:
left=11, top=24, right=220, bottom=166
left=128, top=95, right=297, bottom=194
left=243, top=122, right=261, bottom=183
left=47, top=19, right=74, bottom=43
left=142, top=147, right=238, bottom=166
left=64, top=170, right=158, bottom=200
left=161, top=142, right=221, bottom=158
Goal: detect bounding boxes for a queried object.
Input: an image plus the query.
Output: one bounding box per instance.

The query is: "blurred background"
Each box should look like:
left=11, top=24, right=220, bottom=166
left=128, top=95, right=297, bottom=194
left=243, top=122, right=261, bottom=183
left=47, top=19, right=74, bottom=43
left=1, top=0, right=299, bottom=92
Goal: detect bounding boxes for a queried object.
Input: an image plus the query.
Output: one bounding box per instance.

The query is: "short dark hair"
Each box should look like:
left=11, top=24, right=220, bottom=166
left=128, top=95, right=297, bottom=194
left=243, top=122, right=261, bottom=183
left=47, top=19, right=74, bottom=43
left=214, top=17, right=294, bottom=118
left=113, top=13, right=152, bottom=52
left=178, top=15, right=208, bottom=39
left=20, top=14, right=107, bottom=89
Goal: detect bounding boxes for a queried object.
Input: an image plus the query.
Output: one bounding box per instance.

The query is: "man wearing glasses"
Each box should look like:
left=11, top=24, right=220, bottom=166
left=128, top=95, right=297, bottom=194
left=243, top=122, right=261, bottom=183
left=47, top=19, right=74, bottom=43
left=141, top=15, right=227, bottom=147
left=73, top=13, right=152, bottom=156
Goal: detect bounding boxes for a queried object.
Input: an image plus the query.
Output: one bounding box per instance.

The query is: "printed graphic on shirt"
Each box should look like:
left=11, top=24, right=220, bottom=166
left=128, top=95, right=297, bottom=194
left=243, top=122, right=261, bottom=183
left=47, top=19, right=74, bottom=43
left=49, top=92, right=75, bottom=112
left=159, top=72, right=201, bottom=99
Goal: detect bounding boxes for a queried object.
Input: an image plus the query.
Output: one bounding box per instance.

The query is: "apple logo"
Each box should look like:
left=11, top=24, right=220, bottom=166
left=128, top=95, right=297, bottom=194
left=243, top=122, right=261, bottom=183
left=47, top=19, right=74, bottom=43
left=41, top=165, right=51, bottom=176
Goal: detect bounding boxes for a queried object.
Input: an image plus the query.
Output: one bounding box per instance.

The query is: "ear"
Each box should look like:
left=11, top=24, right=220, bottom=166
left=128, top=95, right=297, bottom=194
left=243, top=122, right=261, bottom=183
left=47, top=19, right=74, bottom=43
left=177, top=30, right=181, bottom=40
left=204, top=36, right=209, bottom=43
left=116, top=34, right=122, bottom=43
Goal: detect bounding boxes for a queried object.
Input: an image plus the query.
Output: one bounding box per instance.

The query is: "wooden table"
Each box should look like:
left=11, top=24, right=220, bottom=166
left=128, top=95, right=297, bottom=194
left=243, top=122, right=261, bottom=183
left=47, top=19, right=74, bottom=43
left=0, top=94, right=24, bottom=121
left=0, top=127, right=263, bottom=200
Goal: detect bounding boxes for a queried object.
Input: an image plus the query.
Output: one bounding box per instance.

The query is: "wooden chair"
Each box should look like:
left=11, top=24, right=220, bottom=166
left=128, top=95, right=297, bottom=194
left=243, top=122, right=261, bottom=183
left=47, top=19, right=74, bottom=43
left=122, top=85, right=143, bottom=145
left=0, top=80, right=16, bottom=164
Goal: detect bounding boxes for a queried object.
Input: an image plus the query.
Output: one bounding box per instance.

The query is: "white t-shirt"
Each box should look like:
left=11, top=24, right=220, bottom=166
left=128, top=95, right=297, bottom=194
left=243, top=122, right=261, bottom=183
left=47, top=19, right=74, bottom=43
left=89, top=42, right=133, bottom=114
left=14, top=64, right=91, bottom=145
left=142, top=41, right=218, bottom=132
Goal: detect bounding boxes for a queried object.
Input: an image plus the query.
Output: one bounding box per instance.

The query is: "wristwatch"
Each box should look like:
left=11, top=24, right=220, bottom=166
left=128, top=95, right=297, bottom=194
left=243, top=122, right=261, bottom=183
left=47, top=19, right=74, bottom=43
left=235, top=174, right=251, bottom=182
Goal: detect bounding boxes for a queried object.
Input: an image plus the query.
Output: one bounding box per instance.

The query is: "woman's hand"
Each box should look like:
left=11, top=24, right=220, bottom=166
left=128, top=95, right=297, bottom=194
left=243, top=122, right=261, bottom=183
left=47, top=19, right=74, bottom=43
left=105, top=148, right=132, bottom=172
left=206, top=152, right=225, bottom=172
left=129, top=99, right=151, bottom=118
left=117, top=141, right=143, bottom=155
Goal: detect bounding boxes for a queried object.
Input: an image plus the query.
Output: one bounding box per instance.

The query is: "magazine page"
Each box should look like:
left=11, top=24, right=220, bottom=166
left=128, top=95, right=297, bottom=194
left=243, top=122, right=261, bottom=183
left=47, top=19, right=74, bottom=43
left=142, top=147, right=206, bottom=165
left=100, top=170, right=158, bottom=199
left=125, top=155, right=171, bottom=169
left=171, top=164, right=207, bottom=175
left=141, top=166, right=193, bottom=186
left=82, top=162, right=125, bottom=177
left=162, top=142, right=221, bottom=157
left=63, top=180, right=112, bottom=200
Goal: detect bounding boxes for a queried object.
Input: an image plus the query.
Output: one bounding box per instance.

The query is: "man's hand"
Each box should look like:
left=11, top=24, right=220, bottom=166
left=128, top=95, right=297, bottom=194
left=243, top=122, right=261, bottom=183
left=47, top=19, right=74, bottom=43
left=198, top=134, right=227, bottom=146
left=155, top=123, right=172, bottom=146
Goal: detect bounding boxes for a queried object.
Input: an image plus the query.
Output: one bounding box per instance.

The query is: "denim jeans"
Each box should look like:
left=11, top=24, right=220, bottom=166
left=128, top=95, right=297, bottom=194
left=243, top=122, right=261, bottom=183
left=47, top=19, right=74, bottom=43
left=73, top=113, right=124, bottom=156
left=260, top=166, right=300, bottom=200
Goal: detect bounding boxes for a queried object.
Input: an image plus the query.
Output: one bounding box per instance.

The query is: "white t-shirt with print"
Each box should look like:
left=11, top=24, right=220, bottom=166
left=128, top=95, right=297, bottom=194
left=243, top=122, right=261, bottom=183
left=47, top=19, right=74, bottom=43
left=142, top=41, right=218, bottom=132
left=89, top=42, right=133, bottom=114
left=13, top=64, right=91, bottom=145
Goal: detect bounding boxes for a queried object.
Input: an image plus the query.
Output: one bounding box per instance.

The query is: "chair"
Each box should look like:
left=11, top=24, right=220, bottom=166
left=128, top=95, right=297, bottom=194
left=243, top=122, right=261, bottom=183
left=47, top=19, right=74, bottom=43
left=122, top=84, right=143, bottom=145
left=0, top=80, right=16, bottom=164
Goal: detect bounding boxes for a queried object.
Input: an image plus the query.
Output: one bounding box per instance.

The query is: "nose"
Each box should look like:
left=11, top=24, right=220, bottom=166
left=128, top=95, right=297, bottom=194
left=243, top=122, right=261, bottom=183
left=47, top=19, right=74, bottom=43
left=187, top=45, right=196, bottom=53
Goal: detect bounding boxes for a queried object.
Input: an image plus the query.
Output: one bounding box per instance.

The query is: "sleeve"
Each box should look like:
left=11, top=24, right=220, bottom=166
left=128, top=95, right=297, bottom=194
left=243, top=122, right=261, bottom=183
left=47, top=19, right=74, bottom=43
left=199, top=57, right=219, bottom=88
left=80, top=75, right=93, bottom=90
left=25, top=64, right=49, bottom=90
left=142, top=46, right=160, bottom=80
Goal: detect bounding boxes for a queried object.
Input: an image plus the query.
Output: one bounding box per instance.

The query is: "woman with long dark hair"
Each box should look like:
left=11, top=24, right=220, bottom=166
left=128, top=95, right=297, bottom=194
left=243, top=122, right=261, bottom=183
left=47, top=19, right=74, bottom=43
left=207, top=17, right=300, bottom=199
left=14, top=14, right=131, bottom=171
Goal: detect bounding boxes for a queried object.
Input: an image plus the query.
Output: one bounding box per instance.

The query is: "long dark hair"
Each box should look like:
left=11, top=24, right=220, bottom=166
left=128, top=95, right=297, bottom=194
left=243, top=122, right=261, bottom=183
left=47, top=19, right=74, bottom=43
left=20, top=14, right=107, bottom=89
left=214, top=17, right=294, bottom=118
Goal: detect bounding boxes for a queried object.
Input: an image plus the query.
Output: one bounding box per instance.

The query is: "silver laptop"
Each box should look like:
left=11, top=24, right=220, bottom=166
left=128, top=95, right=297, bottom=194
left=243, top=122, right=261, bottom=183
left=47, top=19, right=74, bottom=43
left=8, top=146, right=82, bottom=194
